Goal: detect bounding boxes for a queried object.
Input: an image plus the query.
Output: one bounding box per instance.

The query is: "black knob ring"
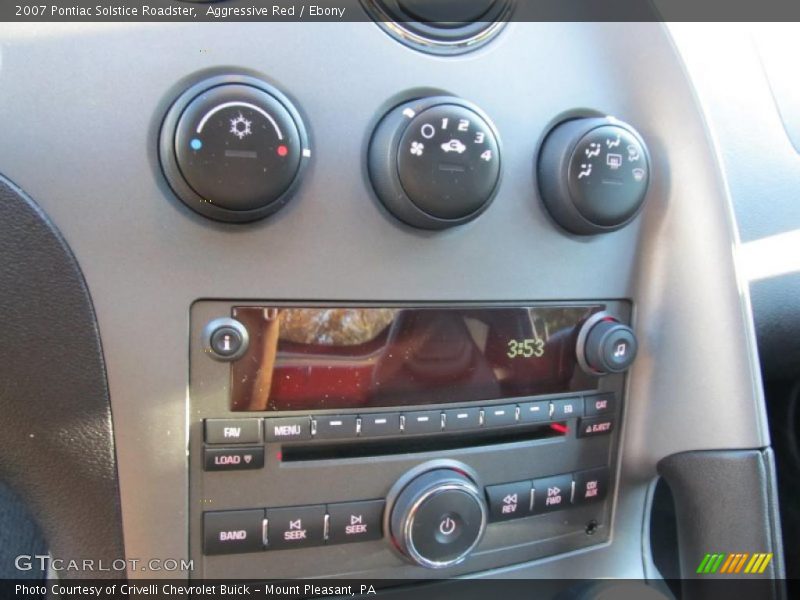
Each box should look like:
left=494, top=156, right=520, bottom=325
left=576, top=311, right=638, bottom=375
left=368, top=96, right=502, bottom=230
left=159, top=74, right=311, bottom=223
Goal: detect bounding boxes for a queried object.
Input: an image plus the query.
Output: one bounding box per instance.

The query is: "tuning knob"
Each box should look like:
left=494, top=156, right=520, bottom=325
left=389, top=468, right=487, bottom=568
left=577, top=312, right=638, bottom=375
left=538, top=117, right=650, bottom=234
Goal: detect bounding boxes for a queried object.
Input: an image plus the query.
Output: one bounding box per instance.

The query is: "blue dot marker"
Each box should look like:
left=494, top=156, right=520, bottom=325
left=190, top=138, right=203, bottom=151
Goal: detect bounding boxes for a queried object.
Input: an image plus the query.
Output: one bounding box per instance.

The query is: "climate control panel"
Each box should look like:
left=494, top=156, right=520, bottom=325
left=159, top=76, right=652, bottom=233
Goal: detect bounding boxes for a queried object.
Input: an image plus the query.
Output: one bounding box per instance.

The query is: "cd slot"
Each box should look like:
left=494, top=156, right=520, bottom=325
left=280, top=422, right=567, bottom=462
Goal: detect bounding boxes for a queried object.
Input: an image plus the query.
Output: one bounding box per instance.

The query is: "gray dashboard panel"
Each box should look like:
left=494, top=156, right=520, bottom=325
left=0, top=21, right=767, bottom=579
left=669, top=23, right=800, bottom=381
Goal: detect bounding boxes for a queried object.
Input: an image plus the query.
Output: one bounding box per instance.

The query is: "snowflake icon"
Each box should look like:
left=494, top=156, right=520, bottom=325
left=410, top=141, right=424, bottom=156
left=229, top=113, right=252, bottom=140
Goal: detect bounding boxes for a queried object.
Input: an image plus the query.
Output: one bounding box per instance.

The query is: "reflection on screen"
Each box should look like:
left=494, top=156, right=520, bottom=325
left=230, top=306, right=602, bottom=411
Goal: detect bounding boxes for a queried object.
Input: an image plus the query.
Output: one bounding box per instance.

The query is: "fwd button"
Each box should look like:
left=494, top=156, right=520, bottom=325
left=532, top=474, right=573, bottom=514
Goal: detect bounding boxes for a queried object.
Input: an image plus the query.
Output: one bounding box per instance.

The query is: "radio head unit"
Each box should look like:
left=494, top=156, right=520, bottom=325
left=190, top=301, right=634, bottom=579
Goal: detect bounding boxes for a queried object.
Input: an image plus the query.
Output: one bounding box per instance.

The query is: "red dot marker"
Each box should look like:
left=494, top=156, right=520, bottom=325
left=276, top=144, right=288, bottom=157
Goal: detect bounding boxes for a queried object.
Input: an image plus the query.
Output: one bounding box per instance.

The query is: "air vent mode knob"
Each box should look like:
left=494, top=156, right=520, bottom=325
left=369, top=96, right=501, bottom=229
left=390, top=468, right=487, bottom=568
left=577, top=312, right=638, bottom=375
left=538, top=117, right=650, bottom=234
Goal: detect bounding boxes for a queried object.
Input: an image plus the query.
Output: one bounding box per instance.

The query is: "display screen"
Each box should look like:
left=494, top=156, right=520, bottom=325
left=229, top=306, right=602, bottom=412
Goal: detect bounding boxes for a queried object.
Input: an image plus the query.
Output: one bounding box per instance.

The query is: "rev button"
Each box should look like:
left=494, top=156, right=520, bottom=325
left=203, top=446, right=264, bottom=471
left=485, top=480, right=532, bottom=522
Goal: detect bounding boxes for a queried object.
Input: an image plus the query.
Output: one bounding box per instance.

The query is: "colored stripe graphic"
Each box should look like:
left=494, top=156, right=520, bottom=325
left=758, top=553, right=773, bottom=573
left=744, top=553, right=766, bottom=573
left=719, top=553, right=736, bottom=574
left=697, top=552, right=772, bottom=574
left=708, top=553, right=725, bottom=573
left=697, top=554, right=713, bottom=574
left=734, top=553, right=750, bottom=573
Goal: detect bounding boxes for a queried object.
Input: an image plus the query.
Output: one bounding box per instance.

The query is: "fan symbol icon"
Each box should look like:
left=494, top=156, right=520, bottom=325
left=410, top=141, right=424, bottom=156
left=229, top=113, right=252, bottom=140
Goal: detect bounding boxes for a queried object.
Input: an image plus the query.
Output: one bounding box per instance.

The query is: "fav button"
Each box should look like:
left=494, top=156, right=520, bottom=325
left=205, top=418, right=261, bottom=444
left=327, top=500, right=385, bottom=544
left=532, top=474, right=573, bottom=514
left=266, top=505, right=326, bottom=549
left=203, top=446, right=264, bottom=471
left=203, top=509, right=265, bottom=555
left=485, top=480, right=532, bottom=522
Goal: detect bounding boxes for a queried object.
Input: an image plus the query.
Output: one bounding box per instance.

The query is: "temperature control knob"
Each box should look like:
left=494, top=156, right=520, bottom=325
left=538, top=117, right=650, bottom=234
left=160, top=75, right=311, bottom=223
left=577, top=312, right=638, bottom=375
left=389, top=468, right=487, bottom=568
left=369, top=97, right=501, bottom=229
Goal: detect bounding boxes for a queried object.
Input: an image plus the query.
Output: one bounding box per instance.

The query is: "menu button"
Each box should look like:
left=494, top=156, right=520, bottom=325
left=265, top=417, right=312, bottom=442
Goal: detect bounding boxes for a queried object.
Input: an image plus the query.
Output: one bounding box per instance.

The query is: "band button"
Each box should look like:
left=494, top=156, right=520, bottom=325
left=203, top=509, right=264, bottom=555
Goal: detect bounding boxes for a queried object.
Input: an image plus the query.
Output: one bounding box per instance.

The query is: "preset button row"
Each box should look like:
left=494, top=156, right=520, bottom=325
left=204, top=499, right=385, bottom=555
left=261, top=393, right=616, bottom=443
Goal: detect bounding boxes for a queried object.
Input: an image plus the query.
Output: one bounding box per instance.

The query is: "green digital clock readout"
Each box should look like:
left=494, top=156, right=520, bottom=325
left=506, top=338, right=545, bottom=359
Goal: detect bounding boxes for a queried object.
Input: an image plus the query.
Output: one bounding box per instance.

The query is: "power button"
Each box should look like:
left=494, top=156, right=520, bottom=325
left=390, top=469, right=487, bottom=569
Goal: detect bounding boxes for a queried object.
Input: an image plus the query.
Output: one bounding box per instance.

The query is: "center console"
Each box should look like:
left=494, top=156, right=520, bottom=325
left=190, top=301, right=634, bottom=578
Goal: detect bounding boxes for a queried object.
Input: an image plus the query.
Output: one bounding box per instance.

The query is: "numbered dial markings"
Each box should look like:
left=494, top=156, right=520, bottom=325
left=397, top=104, right=500, bottom=220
